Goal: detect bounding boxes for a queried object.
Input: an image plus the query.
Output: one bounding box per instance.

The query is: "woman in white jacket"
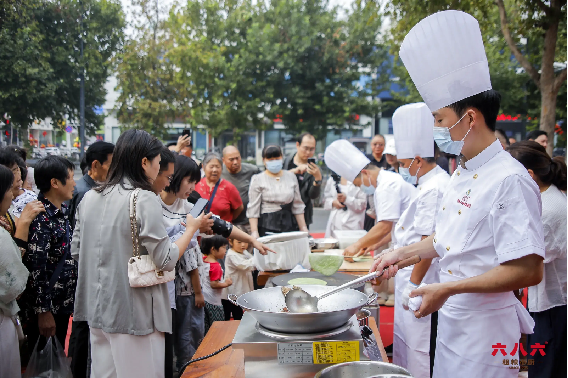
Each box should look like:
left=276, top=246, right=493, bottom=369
left=0, top=164, right=29, bottom=377
left=323, top=175, right=367, bottom=238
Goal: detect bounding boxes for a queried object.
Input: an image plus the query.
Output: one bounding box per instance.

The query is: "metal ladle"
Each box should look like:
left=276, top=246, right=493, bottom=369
left=284, top=256, right=421, bottom=313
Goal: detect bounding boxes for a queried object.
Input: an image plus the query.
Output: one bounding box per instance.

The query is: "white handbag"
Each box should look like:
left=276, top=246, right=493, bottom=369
left=127, top=188, right=175, bottom=288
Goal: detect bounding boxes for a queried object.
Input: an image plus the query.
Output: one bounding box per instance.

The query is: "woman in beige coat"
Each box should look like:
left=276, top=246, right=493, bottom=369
left=71, top=130, right=206, bottom=378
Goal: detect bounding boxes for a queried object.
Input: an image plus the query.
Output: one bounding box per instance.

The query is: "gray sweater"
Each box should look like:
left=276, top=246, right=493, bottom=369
left=71, top=183, right=179, bottom=335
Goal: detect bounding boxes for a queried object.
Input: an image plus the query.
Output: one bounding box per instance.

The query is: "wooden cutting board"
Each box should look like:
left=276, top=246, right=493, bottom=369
left=313, top=249, right=374, bottom=271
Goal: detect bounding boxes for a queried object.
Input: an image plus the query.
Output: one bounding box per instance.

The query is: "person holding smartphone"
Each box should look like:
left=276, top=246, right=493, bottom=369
left=283, top=132, right=323, bottom=229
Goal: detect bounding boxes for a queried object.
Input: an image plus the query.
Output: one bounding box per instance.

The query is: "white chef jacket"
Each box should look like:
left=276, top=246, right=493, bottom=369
left=373, top=169, right=418, bottom=229
left=392, top=165, right=449, bottom=378
left=528, top=184, right=567, bottom=312
left=323, top=179, right=367, bottom=238
left=431, top=140, right=545, bottom=378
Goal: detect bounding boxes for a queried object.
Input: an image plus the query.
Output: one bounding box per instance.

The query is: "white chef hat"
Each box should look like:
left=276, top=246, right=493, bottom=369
left=393, top=102, right=434, bottom=159
left=399, top=10, right=492, bottom=111
left=384, top=139, right=396, bottom=156
left=324, top=140, right=370, bottom=182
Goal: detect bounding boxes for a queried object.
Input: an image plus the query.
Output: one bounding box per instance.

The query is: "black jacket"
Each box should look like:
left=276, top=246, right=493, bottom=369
left=67, top=173, right=97, bottom=228
left=283, top=153, right=321, bottom=226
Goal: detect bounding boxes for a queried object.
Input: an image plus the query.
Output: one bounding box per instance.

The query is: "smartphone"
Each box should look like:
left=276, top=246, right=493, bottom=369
left=308, top=158, right=316, bottom=165
left=182, top=129, right=191, bottom=138
left=189, top=198, right=209, bottom=218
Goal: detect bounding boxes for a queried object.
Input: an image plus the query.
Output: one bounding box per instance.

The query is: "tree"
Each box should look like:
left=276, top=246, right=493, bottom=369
left=386, top=0, right=566, bottom=154
left=0, top=0, right=125, bottom=135
left=117, top=0, right=390, bottom=141
left=114, top=0, right=183, bottom=139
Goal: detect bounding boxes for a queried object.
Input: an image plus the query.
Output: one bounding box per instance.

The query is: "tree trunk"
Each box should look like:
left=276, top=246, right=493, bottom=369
left=538, top=0, right=561, bottom=156
left=539, top=84, right=559, bottom=156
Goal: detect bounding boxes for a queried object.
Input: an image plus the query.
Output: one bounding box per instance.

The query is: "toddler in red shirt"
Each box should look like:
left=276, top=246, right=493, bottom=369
left=201, top=236, right=232, bottom=334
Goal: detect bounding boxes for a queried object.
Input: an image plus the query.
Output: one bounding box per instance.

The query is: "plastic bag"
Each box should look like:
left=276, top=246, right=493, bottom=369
left=23, top=336, right=72, bottom=378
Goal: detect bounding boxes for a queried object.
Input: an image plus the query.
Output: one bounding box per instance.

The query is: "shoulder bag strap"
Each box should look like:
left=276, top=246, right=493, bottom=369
left=204, top=179, right=221, bottom=214
left=129, top=188, right=142, bottom=258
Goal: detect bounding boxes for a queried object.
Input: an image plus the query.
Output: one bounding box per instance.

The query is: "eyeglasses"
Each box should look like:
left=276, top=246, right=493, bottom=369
left=167, top=175, right=173, bottom=183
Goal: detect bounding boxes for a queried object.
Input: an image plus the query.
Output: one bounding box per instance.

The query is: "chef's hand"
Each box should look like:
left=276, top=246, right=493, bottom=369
left=402, top=280, right=419, bottom=310
left=336, top=193, right=347, bottom=203
left=307, top=163, right=322, bottom=181
left=251, top=239, right=275, bottom=255
left=332, top=200, right=345, bottom=209
left=411, top=282, right=452, bottom=318
left=369, top=248, right=401, bottom=283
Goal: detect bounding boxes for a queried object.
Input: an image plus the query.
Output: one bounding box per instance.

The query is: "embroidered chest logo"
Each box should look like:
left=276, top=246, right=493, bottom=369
left=457, top=189, right=472, bottom=208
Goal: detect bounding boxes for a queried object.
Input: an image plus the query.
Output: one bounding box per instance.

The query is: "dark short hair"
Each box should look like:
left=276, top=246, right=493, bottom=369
left=446, top=89, right=501, bottom=131
left=34, top=155, right=75, bottom=193
left=165, top=155, right=201, bottom=194
left=6, top=145, right=27, bottom=161
left=0, top=165, right=14, bottom=200
left=200, top=235, right=228, bottom=255
left=508, top=141, right=567, bottom=191
left=159, top=147, right=176, bottom=172
left=495, top=129, right=509, bottom=146
left=85, top=141, right=115, bottom=170
left=424, top=143, right=439, bottom=164
left=262, top=145, right=283, bottom=159
left=97, top=129, right=163, bottom=193
left=0, top=148, right=19, bottom=169
left=166, top=142, right=177, bottom=148
left=525, top=130, right=548, bottom=141
left=80, top=155, right=88, bottom=175
left=297, top=132, right=315, bottom=145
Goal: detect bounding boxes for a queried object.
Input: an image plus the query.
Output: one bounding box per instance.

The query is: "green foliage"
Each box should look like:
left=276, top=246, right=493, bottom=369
left=0, top=0, right=125, bottom=134
left=116, top=0, right=390, bottom=141
left=385, top=0, right=566, bottom=123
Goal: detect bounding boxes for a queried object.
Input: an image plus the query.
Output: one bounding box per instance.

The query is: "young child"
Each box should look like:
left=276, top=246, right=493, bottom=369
left=200, top=235, right=232, bottom=334
left=223, top=237, right=256, bottom=321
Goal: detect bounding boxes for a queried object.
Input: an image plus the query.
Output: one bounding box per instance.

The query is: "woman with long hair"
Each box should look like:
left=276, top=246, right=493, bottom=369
left=71, top=129, right=204, bottom=377
left=508, top=141, right=567, bottom=378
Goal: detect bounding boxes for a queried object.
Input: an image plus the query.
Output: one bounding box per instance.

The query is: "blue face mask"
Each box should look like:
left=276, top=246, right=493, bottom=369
left=399, top=158, right=420, bottom=185
left=265, top=159, right=283, bottom=174
left=360, top=173, right=376, bottom=195
left=433, top=112, right=471, bottom=156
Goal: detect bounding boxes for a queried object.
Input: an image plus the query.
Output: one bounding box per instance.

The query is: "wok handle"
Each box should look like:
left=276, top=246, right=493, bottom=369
left=228, top=294, right=239, bottom=307
left=366, top=292, right=379, bottom=306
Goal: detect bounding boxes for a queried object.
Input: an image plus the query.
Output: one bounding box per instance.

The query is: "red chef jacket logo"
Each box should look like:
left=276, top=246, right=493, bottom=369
left=457, top=189, right=472, bottom=208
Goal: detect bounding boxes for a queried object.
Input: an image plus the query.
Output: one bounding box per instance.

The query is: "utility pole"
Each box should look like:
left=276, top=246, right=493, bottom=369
left=79, top=0, right=86, bottom=157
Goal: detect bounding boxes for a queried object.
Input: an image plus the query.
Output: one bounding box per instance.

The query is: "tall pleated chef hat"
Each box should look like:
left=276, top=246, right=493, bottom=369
left=324, top=139, right=370, bottom=182
left=383, top=139, right=396, bottom=156
left=399, top=10, right=492, bottom=112
left=393, top=102, right=435, bottom=159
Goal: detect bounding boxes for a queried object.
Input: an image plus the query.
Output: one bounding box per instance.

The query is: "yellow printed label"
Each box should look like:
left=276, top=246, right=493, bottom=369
left=312, top=341, right=360, bottom=364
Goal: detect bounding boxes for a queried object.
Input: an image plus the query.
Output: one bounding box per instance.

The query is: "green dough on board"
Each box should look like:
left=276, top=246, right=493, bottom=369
left=309, top=254, right=344, bottom=276
left=287, top=278, right=328, bottom=286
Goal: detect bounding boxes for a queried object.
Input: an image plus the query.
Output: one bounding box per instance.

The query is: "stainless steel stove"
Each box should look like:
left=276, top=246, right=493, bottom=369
left=232, top=312, right=369, bottom=378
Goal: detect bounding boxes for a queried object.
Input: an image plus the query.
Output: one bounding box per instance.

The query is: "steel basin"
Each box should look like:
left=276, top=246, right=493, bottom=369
left=313, top=238, right=339, bottom=249
left=314, top=361, right=413, bottom=378
left=228, top=285, right=376, bottom=334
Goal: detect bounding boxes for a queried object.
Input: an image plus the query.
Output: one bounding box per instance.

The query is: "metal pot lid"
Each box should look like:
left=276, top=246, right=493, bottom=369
left=272, top=271, right=365, bottom=290
left=255, top=320, right=353, bottom=340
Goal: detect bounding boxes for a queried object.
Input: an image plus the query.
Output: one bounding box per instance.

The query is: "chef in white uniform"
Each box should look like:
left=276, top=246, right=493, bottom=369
left=324, top=140, right=417, bottom=262
left=323, top=176, right=367, bottom=238
left=371, top=10, right=545, bottom=378
left=390, top=103, right=450, bottom=378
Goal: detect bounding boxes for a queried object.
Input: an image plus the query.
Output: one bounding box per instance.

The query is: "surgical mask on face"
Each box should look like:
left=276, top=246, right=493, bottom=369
left=399, top=158, right=420, bottom=185
left=433, top=112, right=472, bottom=156
left=360, top=173, right=376, bottom=195
left=265, top=159, right=283, bottom=174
